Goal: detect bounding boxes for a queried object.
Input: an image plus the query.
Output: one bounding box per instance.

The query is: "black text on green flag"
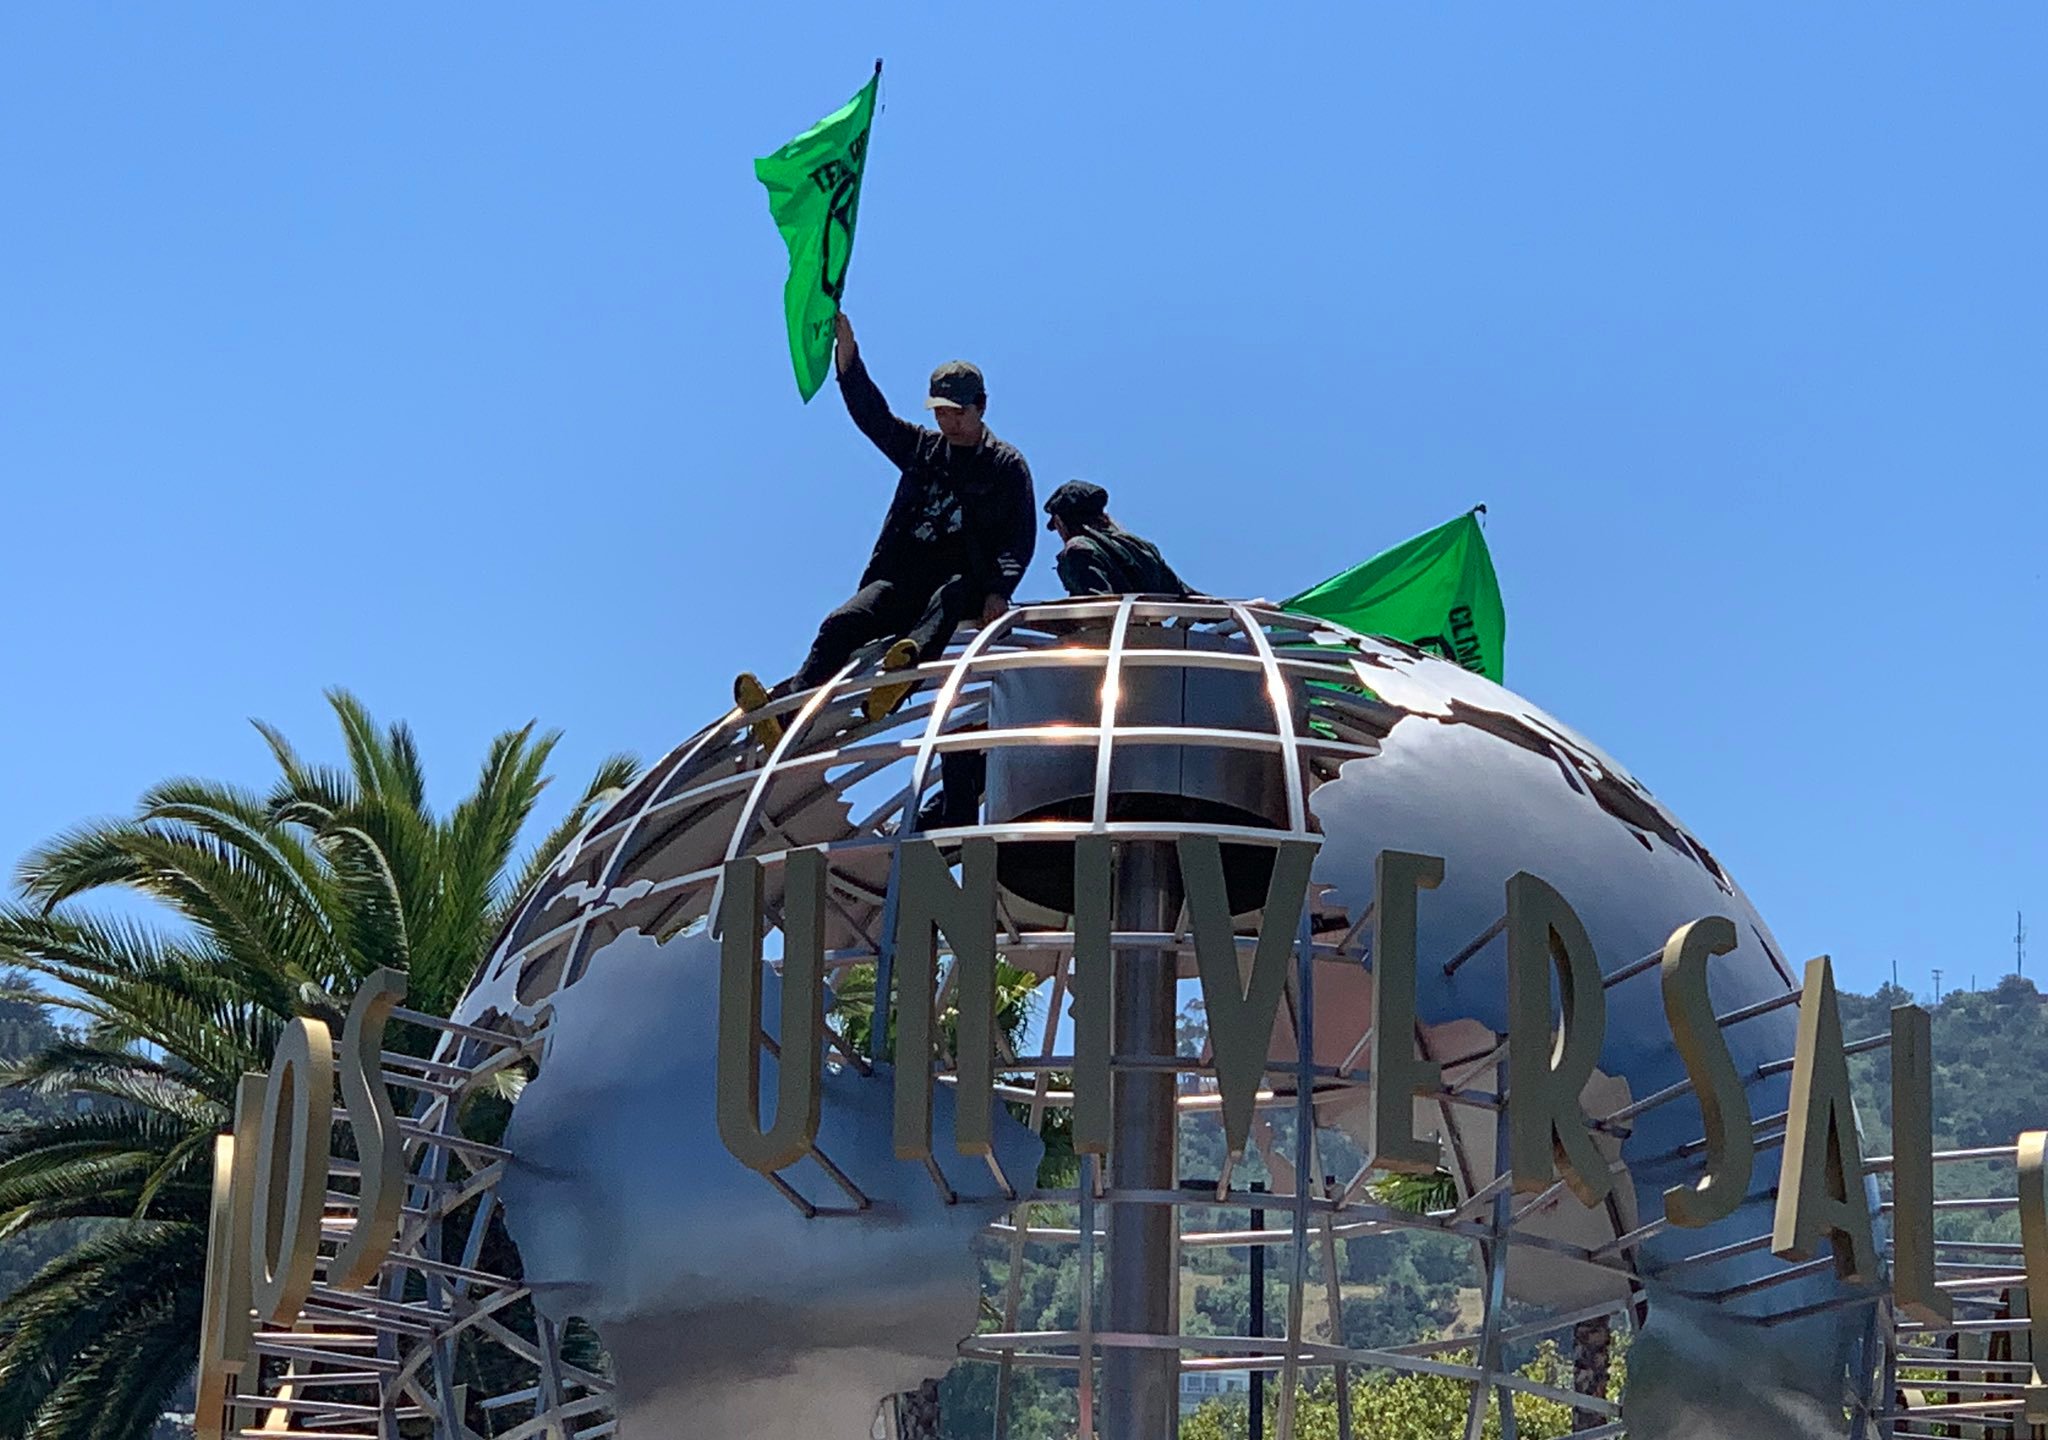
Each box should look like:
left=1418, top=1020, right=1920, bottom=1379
left=754, top=67, right=879, bottom=401
left=1283, top=509, right=1507, bottom=682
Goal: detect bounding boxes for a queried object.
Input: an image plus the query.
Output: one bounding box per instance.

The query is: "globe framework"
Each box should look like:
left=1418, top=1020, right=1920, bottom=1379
left=223, top=595, right=1954, bottom=1440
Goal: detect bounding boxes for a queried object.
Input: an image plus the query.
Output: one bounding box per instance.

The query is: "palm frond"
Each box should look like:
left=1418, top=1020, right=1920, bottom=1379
left=0, top=1041, right=213, bottom=1121
left=43, top=1285, right=198, bottom=1440
left=0, top=1222, right=195, bottom=1438
left=0, top=1110, right=209, bottom=1211
left=0, top=689, right=630, bottom=1438
left=1368, top=1166, right=1460, bottom=1215
left=305, top=823, right=412, bottom=978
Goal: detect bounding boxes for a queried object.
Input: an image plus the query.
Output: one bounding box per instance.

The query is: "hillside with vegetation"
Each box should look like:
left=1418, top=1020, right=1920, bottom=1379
left=1841, top=973, right=2048, bottom=1246
left=0, top=974, right=83, bottom=1303
left=1152, top=976, right=2048, bottom=1439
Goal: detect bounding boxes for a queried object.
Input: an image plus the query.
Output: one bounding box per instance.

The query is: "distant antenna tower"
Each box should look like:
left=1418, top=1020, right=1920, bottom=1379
left=1932, top=968, right=1944, bottom=1005
left=2018, top=911, right=2028, bottom=979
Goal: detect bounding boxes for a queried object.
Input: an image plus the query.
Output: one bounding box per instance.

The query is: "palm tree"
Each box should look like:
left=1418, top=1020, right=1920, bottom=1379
left=1366, top=1167, right=1460, bottom=1217
left=0, top=690, right=635, bottom=1440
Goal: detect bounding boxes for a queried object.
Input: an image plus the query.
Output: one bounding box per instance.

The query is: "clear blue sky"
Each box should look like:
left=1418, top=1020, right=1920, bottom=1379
left=2, top=6, right=2041, bottom=1000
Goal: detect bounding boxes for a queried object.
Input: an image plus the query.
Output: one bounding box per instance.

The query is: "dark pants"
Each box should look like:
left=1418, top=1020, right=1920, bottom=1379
left=794, top=572, right=978, bottom=689
left=920, top=749, right=988, bottom=829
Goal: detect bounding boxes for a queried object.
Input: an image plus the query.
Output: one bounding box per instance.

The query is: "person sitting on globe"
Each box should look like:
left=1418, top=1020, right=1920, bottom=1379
left=916, top=479, right=1202, bottom=831
left=736, top=312, right=1036, bottom=745
left=1042, top=479, right=1199, bottom=598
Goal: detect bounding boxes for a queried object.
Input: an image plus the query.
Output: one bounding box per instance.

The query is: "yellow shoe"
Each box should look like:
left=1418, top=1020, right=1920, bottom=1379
left=860, top=639, right=921, bottom=723
left=733, top=672, right=784, bottom=747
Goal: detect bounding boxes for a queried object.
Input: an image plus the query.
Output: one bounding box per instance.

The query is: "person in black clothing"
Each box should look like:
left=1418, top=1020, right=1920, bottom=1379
left=1043, top=480, right=1198, bottom=598
left=737, top=313, right=1036, bottom=743
left=916, top=480, right=1200, bottom=831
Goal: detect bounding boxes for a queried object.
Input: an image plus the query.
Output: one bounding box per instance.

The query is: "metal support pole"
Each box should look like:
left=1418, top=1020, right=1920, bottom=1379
left=1250, top=1183, right=1266, bottom=1440
left=1466, top=1065, right=1516, bottom=1440
left=1103, top=841, right=1183, bottom=1440
left=1275, top=906, right=1316, bottom=1440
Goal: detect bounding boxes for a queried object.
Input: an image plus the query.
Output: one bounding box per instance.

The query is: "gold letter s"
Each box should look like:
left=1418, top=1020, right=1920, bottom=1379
left=329, top=969, right=408, bottom=1289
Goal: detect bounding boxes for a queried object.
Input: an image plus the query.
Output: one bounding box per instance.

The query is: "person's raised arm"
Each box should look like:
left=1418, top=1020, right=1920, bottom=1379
left=834, top=313, right=921, bottom=470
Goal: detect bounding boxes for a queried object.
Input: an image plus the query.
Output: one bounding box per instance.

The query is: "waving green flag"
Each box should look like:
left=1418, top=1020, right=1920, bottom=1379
left=1284, top=508, right=1507, bottom=682
left=755, top=66, right=880, bottom=401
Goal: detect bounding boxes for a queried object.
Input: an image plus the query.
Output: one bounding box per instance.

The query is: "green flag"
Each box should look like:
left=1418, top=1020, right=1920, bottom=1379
left=754, top=67, right=880, bottom=401
left=1284, top=508, right=1507, bottom=682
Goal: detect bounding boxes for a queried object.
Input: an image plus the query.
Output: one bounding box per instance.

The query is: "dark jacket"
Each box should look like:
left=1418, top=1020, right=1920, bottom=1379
left=1055, top=523, right=1195, bottom=598
left=839, top=355, right=1036, bottom=598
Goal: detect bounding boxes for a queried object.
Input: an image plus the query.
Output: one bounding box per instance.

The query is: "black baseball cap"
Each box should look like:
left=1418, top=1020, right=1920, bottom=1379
left=925, top=360, right=986, bottom=410
left=1044, top=479, right=1109, bottom=531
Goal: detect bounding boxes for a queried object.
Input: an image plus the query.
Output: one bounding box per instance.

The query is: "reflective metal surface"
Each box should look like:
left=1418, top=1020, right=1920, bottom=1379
left=984, top=622, right=1289, bottom=827
left=499, top=928, right=1040, bottom=1439
left=247, top=596, right=1891, bottom=1440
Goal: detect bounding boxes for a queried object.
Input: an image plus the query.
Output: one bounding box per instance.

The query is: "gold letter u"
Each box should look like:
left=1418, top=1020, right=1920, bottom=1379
left=717, top=850, right=826, bottom=1173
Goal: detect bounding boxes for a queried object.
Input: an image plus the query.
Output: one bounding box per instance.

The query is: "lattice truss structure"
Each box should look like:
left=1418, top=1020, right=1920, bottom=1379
left=210, top=1007, right=614, bottom=1440
left=220, top=597, right=2008, bottom=1440
left=1876, top=1138, right=2038, bottom=1436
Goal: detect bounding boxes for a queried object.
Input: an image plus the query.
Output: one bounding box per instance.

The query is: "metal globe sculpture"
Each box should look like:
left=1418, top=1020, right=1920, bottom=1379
left=204, top=594, right=1983, bottom=1440
left=457, top=592, right=1877, bottom=1438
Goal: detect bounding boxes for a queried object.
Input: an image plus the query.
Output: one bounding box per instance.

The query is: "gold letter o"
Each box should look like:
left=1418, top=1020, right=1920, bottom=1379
left=249, top=1017, right=335, bottom=1327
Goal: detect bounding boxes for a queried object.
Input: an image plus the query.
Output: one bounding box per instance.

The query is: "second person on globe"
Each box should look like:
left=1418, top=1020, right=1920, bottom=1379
left=736, top=312, right=1036, bottom=745
left=1042, top=479, right=1198, bottom=599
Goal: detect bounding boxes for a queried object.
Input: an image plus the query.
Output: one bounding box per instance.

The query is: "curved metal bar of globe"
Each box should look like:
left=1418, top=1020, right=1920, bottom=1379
left=863, top=626, right=990, bottom=1073
left=520, top=606, right=1318, bottom=934
left=716, top=654, right=869, bottom=891
left=1088, top=595, right=1139, bottom=829
left=490, top=821, right=1331, bottom=1002
left=545, top=691, right=951, bottom=902
left=1228, top=600, right=1309, bottom=835
left=585, top=716, right=770, bottom=905
left=747, top=685, right=924, bottom=833
left=484, top=708, right=759, bottom=1002
left=561, top=610, right=1343, bottom=872
left=904, top=605, right=1024, bottom=835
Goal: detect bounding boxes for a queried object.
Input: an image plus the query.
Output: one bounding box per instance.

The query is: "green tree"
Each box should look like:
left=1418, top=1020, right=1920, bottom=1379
left=0, top=691, right=634, bottom=1440
left=1180, top=1341, right=1608, bottom=1440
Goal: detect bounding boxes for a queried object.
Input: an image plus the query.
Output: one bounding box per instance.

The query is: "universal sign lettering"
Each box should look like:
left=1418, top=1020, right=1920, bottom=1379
left=196, top=842, right=2048, bottom=1427
left=713, top=836, right=2048, bottom=1402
